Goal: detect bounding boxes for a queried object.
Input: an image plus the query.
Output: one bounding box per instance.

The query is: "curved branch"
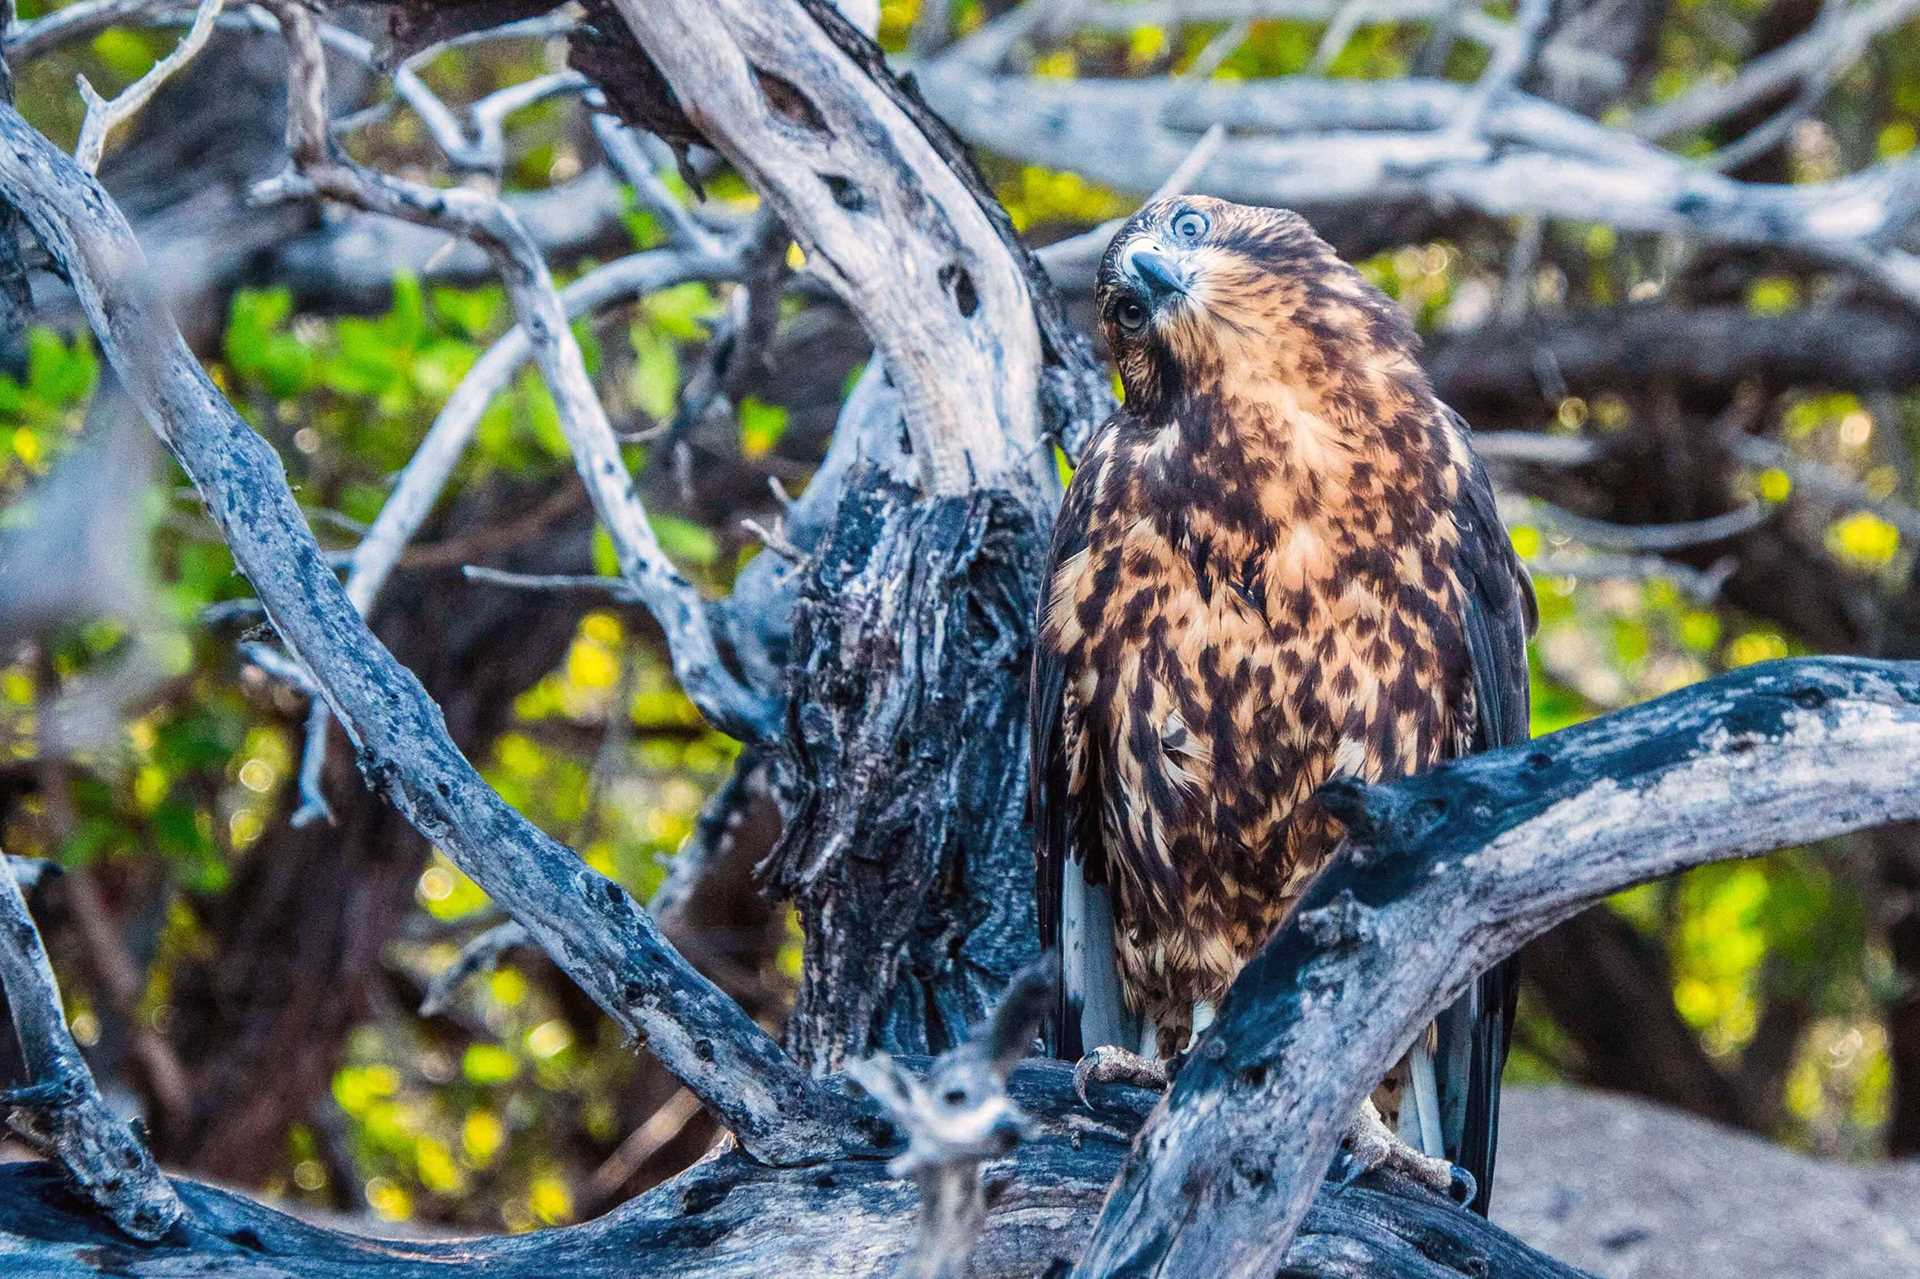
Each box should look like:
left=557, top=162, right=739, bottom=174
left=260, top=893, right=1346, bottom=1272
left=609, top=0, right=1054, bottom=495
left=72, top=0, right=225, bottom=174
left=1073, top=657, right=1920, bottom=1277
left=0, top=101, right=859, bottom=1166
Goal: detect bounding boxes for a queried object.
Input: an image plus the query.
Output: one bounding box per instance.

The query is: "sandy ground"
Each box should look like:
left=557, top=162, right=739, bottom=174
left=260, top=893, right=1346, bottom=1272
left=1495, top=1086, right=1920, bottom=1278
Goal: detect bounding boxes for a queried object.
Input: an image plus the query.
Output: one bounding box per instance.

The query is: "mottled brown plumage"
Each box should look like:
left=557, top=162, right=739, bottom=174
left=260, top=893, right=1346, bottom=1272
left=1031, top=197, right=1534, bottom=1209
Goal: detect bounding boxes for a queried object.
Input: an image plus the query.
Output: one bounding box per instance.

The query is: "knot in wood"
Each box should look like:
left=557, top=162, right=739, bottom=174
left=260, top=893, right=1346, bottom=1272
left=1294, top=889, right=1377, bottom=951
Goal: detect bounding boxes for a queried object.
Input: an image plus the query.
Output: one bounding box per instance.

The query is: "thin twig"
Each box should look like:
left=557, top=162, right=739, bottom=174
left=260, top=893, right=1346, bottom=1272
left=586, top=1088, right=705, bottom=1204
left=1452, top=0, right=1552, bottom=139
left=419, top=920, right=531, bottom=1017
left=465, top=71, right=593, bottom=175
left=1528, top=551, right=1739, bottom=602
left=1472, top=431, right=1606, bottom=468
left=1307, top=3, right=1366, bottom=73
left=72, top=0, right=224, bottom=174
left=740, top=518, right=806, bottom=565
left=9, top=0, right=154, bottom=61
left=1525, top=496, right=1772, bottom=551
left=1498, top=215, right=1544, bottom=322
left=1041, top=122, right=1229, bottom=265
left=1634, top=0, right=1920, bottom=141
left=592, top=114, right=720, bottom=252
left=461, top=565, right=642, bottom=601
left=1728, top=435, right=1920, bottom=541
left=237, top=640, right=317, bottom=696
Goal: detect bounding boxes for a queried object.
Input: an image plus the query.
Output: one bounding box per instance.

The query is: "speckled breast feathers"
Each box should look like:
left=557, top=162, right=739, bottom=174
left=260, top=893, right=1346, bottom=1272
left=1035, top=198, right=1497, bottom=1051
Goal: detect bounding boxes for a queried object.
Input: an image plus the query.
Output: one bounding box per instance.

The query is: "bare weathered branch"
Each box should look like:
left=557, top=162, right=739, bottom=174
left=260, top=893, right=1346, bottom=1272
left=1727, top=435, right=1920, bottom=542
left=0, top=848, right=182, bottom=1241
left=928, top=64, right=1920, bottom=308
left=1633, top=0, right=1920, bottom=141
left=611, top=0, right=1054, bottom=496
left=0, top=1058, right=1585, bottom=1277
left=1424, top=305, right=1920, bottom=423
left=1523, top=497, right=1771, bottom=551
left=419, top=920, right=532, bottom=1017
left=1527, top=551, right=1738, bottom=602
left=72, top=0, right=224, bottom=173
left=0, top=100, right=860, bottom=1165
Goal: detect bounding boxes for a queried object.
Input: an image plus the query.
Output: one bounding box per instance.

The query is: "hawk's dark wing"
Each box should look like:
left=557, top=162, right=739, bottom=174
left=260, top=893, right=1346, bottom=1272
left=1032, top=433, right=1140, bottom=1060
left=1434, top=412, right=1537, bottom=1215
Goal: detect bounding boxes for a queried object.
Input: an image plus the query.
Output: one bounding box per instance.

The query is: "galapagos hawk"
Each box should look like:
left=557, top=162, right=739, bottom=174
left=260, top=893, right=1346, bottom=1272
left=1031, top=196, right=1535, bottom=1211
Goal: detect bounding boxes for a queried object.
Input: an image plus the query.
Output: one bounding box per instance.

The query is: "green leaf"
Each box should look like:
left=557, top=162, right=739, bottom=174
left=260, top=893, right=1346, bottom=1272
left=27, top=328, right=99, bottom=406
left=430, top=285, right=503, bottom=339
left=645, top=282, right=719, bottom=340
left=462, top=1043, right=521, bottom=1085
left=650, top=513, right=719, bottom=567
left=591, top=526, right=619, bottom=577
left=737, top=395, right=789, bottom=457
left=629, top=329, right=679, bottom=420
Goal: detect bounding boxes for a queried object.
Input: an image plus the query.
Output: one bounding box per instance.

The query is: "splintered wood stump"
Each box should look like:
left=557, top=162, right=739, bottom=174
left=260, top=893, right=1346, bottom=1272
left=769, top=473, right=1049, bottom=1071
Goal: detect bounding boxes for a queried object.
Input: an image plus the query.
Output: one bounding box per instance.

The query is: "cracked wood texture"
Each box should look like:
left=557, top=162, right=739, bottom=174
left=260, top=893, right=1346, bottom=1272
left=768, top=475, right=1048, bottom=1070
left=581, top=0, right=1109, bottom=1072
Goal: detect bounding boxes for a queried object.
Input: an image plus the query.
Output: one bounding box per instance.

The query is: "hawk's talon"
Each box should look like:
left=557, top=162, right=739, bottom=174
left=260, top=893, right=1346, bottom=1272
left=1071, top=1046, right=1168, bottom=1107
left=1335, top=1098, right=1466, bottom=1202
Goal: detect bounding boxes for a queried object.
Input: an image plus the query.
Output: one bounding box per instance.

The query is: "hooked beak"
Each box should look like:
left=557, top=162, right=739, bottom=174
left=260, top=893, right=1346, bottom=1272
left=1122, top=244, right=1188, bottom=311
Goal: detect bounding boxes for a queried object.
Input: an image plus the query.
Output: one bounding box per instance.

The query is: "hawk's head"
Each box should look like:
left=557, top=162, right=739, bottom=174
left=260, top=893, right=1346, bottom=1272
left=1095, top=196, right=1415, bottom=416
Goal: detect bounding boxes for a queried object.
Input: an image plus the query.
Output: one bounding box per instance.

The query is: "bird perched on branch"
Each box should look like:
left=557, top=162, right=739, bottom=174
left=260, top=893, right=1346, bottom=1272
left=1031, top=196, right=1535, bottom=1212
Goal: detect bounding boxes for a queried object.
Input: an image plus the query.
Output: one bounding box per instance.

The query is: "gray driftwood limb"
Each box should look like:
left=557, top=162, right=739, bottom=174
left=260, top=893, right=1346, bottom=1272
left=0, top=100, right=867, bottom=1168
left=1072, top=657, right=1920, bottom=1278
left=606, top=0, right=1049, bottom=495
left=0, top=849, right=182, bottom=1241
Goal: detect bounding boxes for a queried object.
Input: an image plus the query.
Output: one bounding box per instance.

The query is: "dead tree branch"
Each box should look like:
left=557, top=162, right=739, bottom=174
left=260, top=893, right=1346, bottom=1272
left=0, top=101, right=864, bottom=1166
left=0, top=1059, right=1584, bottom=1277
left=0, top=848, right=182, bottom=1241
left=846, top=960, right=1053, bottom=1279
left=930, top=52, right=1920, bottom=308
left=608, top=0, right=1105, bottom=492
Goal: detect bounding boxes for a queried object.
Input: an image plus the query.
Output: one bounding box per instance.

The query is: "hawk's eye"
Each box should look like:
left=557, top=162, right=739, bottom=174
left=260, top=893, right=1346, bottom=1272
left=1171, top=209, right=1209, bottom=242
left=1114, top=297, right=1149, bottom=333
